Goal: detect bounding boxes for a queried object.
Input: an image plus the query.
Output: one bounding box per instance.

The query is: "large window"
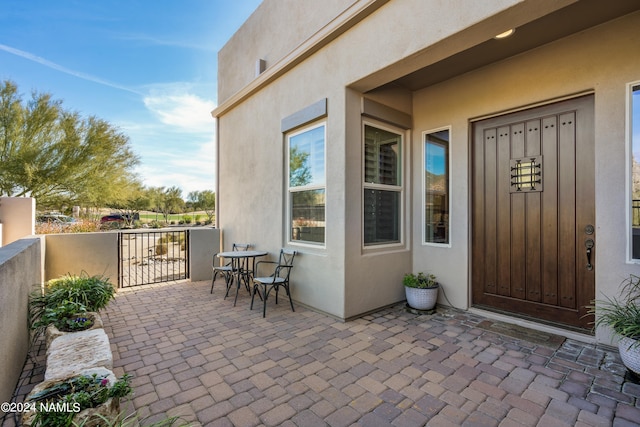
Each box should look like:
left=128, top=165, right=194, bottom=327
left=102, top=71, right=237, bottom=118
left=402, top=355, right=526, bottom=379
left=363, top=123, right=403, bottom=246
left=424, top=128, right=450, bottom=244
left=288, top=123, right=325, bottom=244
left=630, top=84, right=640, bottom=259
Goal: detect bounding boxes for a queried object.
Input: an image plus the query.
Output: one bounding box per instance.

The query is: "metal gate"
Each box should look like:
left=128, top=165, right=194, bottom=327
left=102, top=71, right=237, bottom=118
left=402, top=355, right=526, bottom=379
left=118, top=230, right=189, bottom=287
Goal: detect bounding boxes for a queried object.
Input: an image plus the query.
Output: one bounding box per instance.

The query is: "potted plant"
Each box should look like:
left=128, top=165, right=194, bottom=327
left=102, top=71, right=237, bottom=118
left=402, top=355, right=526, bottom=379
left=588, top=274, right=640, bottom=375
left=403, top=272, right=439, bottom=311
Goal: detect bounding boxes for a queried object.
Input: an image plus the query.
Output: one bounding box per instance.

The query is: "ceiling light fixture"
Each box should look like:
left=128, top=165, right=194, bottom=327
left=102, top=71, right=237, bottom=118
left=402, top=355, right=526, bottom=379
left=494, top=28, right=515, bottom=39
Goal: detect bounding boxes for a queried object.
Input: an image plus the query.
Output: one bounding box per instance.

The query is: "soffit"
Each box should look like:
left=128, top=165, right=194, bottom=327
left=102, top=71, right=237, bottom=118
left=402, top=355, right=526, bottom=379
left=368, top=0, right=640, bottom=93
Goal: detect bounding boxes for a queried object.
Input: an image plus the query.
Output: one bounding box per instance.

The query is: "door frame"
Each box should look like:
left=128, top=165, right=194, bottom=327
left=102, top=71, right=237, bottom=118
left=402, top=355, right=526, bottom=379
left=469, top=94, right=595, bottom=331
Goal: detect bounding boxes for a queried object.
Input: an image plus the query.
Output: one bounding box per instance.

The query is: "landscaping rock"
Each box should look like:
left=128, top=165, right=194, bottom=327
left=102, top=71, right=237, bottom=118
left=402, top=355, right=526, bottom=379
left=45, top=329, right=113, bottom=381
left=45, top=312, right=103, bottom=348
left=22, top=367, right=118, bottom=427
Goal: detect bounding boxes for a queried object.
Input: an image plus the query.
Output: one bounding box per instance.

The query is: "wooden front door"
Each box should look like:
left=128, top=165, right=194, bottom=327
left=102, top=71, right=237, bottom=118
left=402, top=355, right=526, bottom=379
left=471, top=95, right=595, bottom=330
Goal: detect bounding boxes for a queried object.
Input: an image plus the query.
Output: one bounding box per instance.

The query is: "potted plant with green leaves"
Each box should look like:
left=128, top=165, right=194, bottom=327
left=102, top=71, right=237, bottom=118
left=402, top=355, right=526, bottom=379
left=403, top=272, right=439, bottom=311
left=588, top=274, right=640, bottom=375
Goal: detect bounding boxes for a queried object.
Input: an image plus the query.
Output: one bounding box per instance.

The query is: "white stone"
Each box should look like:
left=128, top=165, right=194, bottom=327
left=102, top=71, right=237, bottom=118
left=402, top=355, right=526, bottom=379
left=45, top=329, right=113, bottom=381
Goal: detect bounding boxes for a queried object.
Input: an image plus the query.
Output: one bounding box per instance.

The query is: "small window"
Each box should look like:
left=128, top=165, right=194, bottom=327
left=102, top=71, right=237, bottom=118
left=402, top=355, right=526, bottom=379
left=424, top=128, right=450, bottom=245
left=630, top=84, right=640, bottom=259
left=288, top=123, right=326, bottom=245
left=363, top=123, right=403, bottom=246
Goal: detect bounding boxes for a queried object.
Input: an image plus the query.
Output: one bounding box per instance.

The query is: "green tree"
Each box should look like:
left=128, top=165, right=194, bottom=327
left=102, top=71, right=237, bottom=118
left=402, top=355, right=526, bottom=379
left=188, top=190, right=216, bottom=223
left=149, top=186, right=184, bottom=223
left=0, top=80, right=140, bottom=209
left=289, top=145, right=311, bottom=187
left=107, top=183, right=150, bottom=227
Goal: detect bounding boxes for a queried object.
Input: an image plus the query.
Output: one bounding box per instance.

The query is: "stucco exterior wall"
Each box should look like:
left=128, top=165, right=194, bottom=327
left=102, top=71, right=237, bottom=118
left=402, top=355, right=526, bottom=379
left=44, top=232, right=119, bottom=283
left=216, top=0, right=640, bottom=330
left=217, top=0, right=546, bottom=319
left=0, top=238, right=42, bottom=408
left=0, top=197, right=35, bottom=247
left=190, top=227, right=221, bottom=281
left=410, top=11, right=640, bottom=344
left=218, top=0, right=357, bottom=102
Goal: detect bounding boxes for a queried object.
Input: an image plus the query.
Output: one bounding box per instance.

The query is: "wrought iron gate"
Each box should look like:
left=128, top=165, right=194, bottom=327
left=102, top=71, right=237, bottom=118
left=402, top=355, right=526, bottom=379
left=118, top=230, right=189, bottom=287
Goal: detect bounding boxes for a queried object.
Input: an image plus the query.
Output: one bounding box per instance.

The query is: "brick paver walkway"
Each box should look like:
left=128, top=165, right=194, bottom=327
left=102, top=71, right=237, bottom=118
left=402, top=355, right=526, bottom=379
left=5, top=279, right=640, bottom=426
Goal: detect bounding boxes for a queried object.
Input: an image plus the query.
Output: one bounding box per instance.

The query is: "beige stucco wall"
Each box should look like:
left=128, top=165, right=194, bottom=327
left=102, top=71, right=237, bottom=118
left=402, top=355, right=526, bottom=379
left=216, top=0, right=639, bottom=330
left=218, top=0, right=358, bottom=102
left=0, top=197, right=36, bottom=247
left=0, top=238, right=42, bottom=408
left=44, top=232, right=119, bottom=283
left=190, top=227, right=221, bottom=281
left=217, top=0, right=545, bottom=319
left=410, top=11, right=640, bottom=344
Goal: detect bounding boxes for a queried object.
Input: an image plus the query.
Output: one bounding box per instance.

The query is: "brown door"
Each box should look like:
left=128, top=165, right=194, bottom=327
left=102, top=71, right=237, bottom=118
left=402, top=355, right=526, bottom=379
left=472, top=95, right=595, bottom=330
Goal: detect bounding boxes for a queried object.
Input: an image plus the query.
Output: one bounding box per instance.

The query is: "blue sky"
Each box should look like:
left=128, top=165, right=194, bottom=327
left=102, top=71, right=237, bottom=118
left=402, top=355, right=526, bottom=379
left=0, top=0, right=262, bottom=197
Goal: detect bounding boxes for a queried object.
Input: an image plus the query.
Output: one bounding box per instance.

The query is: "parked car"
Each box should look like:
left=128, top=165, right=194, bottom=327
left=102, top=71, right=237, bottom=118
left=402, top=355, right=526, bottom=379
left=100, top=213, right=139, bottom=228
left=36, top=214, right=78, bottom=225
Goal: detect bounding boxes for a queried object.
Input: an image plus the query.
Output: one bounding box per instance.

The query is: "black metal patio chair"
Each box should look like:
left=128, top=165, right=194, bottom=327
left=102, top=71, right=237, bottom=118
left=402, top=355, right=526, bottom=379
left=250, top=249, right=297, bottom=317
left=210, top=243, right=252, bottom=293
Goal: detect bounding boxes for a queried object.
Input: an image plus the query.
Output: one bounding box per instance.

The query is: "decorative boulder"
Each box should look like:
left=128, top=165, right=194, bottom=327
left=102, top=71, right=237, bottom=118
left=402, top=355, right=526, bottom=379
left=45, top=328, right=113, bottom=381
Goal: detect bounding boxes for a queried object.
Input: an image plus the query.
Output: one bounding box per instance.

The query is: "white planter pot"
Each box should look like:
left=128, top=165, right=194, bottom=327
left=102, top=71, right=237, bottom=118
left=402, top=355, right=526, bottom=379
left=405, top=284, right=439, bottom=311
left=618, top=336, right=640, bottom=375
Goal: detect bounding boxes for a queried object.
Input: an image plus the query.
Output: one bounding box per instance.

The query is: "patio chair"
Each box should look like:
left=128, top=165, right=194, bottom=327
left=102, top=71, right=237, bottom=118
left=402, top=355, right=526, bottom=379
left=250, top=249, right=297, bottom=317
left=210, top=243, right=252, bottom=293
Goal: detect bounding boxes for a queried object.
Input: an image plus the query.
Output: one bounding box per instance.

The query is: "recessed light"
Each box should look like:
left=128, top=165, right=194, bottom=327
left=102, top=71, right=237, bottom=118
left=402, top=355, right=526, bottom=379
left=494, top=29, right=515, bottom=39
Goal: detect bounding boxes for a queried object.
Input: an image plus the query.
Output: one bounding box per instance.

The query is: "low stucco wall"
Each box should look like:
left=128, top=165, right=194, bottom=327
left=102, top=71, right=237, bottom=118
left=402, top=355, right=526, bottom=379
left=188, top=227, right=221, bottom=281
left=45, top=232, right=119, bottom=284
left=0, top=238, right=43, bottom=409
left=44, top=227, right=221, bottom=285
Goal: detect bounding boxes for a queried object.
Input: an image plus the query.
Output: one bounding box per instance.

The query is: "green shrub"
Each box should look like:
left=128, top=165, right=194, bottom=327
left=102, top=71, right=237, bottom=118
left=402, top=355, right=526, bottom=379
left=46, top=274, right=115, bottom=312
left=183, top=215, right=192, bottom=224
left=155, top=243, right=168, bottom=255
left=29, top=274, right=115, bottom=337
left=34, top=300, right=91, bottom=331
left=31, top=373, right=132, bottom=427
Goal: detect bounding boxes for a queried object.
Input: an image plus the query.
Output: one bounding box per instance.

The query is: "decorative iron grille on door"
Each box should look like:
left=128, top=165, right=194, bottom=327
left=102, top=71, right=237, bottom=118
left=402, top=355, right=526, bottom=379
left=118, top=230, right=189, bottom=287
left=510, top=156, right=542, bottom=192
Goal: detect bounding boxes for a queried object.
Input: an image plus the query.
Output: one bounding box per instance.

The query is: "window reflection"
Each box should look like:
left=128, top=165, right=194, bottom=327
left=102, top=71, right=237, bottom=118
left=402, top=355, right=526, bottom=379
left=291, top=189, right=325, bottom=243
left=288, top=123, right=326, bottom=245
left=631, top=86, right=640, bottom=258
left=363, top=124, right=403, bottom=246
left=425, top=130, right=449, bottom=244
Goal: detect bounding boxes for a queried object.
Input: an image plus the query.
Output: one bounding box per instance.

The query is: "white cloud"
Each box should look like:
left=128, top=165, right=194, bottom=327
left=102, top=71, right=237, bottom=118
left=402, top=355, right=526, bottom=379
left=0, top=43, right=141, bottom=95
left=143, top=84, right=216, bottom=132
left=116, top=83, right=218, bottom=196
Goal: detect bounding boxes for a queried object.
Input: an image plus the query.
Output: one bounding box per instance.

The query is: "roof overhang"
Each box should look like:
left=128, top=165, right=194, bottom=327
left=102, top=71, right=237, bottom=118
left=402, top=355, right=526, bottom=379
left=355, top=0, right=640, bottom=93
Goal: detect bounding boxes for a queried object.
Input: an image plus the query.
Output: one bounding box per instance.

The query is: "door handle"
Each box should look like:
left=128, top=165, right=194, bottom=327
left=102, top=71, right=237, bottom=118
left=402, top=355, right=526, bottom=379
left=585, top=239, right=594, bottom=271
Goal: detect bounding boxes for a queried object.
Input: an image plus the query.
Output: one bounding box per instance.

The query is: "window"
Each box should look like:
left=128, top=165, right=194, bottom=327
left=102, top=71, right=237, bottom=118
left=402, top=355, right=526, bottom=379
left=424, top=128, right=450, bottom=244
left=630, top=84, right=640, bottom=259
left=288, top=123, right=325, bottom=244
left=363, top=123, right=403, bottom=246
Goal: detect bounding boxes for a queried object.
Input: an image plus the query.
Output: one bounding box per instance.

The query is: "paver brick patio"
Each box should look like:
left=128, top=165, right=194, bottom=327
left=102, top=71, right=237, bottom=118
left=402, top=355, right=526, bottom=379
left=4, top=278, right=640, bottom=426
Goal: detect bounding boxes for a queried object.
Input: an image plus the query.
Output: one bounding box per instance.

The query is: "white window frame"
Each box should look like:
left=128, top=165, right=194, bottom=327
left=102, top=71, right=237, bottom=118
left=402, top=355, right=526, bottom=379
left=626, top=81, right=640, bottom=263
left=286, top=121, right=327, bottom=248
left=362, top=119, right=406, bottom=250
left=422, top=126, right=452, bottom=248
